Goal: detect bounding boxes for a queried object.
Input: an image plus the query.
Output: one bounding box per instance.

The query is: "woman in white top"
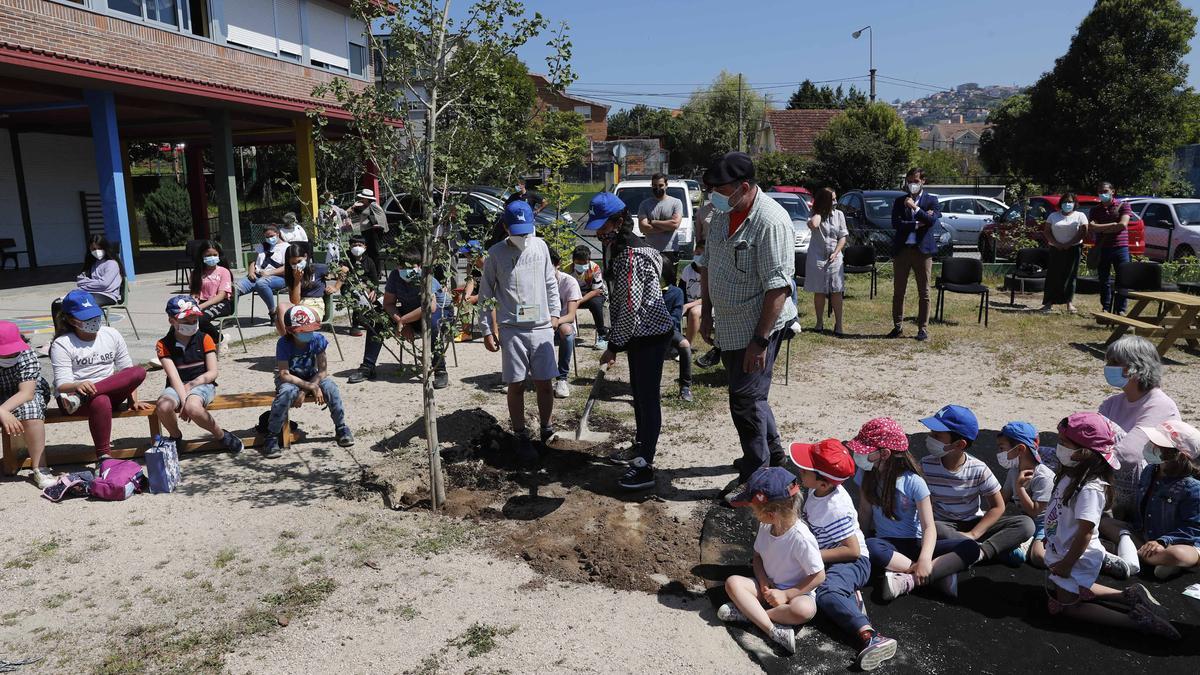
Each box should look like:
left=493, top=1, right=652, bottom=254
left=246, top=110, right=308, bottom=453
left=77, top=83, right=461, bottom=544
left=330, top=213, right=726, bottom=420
left=1041, top=193, right=1089, bottom=313
left=278, top=212, right=309, bottom=243
left=804, top=188, right=849, bottom=335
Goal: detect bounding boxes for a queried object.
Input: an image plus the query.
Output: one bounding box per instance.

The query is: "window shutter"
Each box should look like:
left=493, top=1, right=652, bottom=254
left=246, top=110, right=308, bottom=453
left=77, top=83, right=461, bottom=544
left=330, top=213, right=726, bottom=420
left=224, top=0, right=278, bottom=54
left=307, top=0, right=350, bottom=69
left=275, top=0, right=303, bottom=57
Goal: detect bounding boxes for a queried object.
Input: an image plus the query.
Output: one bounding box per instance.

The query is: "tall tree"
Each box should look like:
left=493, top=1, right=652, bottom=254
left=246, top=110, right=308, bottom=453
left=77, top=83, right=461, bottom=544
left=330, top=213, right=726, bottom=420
left=671, top=71, right=769, bottom=170
left=810, top=103, right=918, bottom=191
left=606, top=104, right=677, bottom=139
left=981, top=0, right=1196, bottom=188
left=787, top=80, right=868, bottom=110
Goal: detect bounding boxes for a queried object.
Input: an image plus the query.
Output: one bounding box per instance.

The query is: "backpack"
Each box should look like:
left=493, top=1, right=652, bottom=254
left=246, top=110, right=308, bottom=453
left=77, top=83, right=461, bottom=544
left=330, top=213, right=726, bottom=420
left=256, top=411, right=298, bottom=436
left=91, top=459, right=146, bottom=501
left=41, top=471, right=94, bottom=503
left=145, top=437, right=181, bottom=494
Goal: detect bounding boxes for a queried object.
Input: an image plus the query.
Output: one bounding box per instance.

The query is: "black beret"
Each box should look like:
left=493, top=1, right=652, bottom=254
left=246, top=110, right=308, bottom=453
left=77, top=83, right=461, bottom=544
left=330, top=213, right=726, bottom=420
left=703, top=151, right=755, bottom=187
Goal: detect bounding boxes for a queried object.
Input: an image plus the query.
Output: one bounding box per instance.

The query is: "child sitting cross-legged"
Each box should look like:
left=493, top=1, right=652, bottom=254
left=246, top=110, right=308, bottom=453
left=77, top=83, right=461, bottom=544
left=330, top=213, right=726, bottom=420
left=153, top=296, right=242, bottom=454
left=261, top=305, right=353, bottom=459
left=996, top=421, right=1056, bottom=568
left=718, top=467, right=826, bottom=655
left=1044, top=412, right=1179, bottom=639
left=790, top=439, right=898, bottom=671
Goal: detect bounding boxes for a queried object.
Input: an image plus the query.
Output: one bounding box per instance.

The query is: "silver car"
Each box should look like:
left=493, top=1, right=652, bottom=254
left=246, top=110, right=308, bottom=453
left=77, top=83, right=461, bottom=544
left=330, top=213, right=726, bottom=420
left=937, top=195, right=1008, bottom=247
left=765, top=191, right=812, bottom=254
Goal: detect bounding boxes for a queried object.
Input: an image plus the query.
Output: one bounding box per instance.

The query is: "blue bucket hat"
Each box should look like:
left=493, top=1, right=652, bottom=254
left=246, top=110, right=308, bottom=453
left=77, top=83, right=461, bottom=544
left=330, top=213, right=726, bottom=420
left=61, top=289, right=102, bottom=321
left=730, top=466, right=799, bottom=507
left=999, top=421, right=1039, bottom=452
left=920, top=404, right=979, bottom=441
left=503, top=200, right=535, bottom=235
left=584, top=192, right=626, bottom=231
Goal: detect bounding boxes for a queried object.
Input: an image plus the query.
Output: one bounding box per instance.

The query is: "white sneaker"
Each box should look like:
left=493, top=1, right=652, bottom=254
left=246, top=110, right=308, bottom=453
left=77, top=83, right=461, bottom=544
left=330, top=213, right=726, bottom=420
left=594, top=338, right=608, bottom=352
left=553, top=379, right=570, bottom=399
left=716, top=602, right=749, bottom=624
left=934, top=573, right=958, bottom=599
left=881, top=571, right=914, bottom=601
left=769, top=625, right=796, bottom=654
left=58, top=392, right=82, bottom=414
left=30, top=469, right=55, bottom=490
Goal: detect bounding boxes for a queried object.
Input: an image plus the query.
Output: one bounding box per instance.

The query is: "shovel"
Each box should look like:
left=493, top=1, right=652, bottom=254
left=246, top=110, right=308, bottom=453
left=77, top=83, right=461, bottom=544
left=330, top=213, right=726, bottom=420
left=548, top=363, right=611, bottom=449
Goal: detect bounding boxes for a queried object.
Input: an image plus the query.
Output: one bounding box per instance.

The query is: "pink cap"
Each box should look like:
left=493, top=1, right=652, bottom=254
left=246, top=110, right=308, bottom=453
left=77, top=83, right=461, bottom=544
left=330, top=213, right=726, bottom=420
left=1059, top=412, right=1120, bottom=470
left=846, top=417, right=909, bottom=456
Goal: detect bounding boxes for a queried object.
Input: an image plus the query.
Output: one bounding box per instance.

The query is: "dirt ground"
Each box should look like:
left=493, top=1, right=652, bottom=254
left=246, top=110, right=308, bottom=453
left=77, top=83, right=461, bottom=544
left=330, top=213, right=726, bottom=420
left=2, top=277, right=1200, bottom=674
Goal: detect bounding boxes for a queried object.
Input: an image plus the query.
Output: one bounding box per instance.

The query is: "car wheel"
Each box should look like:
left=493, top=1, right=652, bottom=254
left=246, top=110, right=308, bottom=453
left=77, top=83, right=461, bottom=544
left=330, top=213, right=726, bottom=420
left=1174, top=245, right=1195, bottom=260
left=979, top=238, right=996, bottom=263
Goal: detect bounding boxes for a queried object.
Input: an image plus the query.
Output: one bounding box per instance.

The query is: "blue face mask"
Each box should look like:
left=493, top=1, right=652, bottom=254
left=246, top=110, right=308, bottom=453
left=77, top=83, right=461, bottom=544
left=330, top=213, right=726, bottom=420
left=398, top=267, right=420, bottom=283
left=1099, top=193, right=1113, bottom=204
left=693, top=254, right=704, bottom=266
left=202, top=255, right=220, bottom=267
left=294, top=332, right=314, bottom=344
left=1104, top=365, right=1129, bottom=388
left=573, top=264, right=589, bottom=274
left=710, top=192, right=732, bottom=213
left=265, top=236, right=278, bottom=246
left=1061, top=202, right=1075, bottom=214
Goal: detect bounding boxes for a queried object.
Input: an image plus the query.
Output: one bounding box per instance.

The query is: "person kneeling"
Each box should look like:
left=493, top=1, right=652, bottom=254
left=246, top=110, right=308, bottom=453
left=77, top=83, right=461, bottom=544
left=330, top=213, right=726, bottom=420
left=262, top=306, right=353, bottom=458
left=718, top=467, right=825, bottom=655
left=153, top=296, right=242, bottom=455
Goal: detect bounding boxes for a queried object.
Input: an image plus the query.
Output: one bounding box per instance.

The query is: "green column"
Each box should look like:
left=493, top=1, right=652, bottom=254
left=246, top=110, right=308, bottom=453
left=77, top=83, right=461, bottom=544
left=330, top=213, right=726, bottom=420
left=208, top=109, right=243, bottom=269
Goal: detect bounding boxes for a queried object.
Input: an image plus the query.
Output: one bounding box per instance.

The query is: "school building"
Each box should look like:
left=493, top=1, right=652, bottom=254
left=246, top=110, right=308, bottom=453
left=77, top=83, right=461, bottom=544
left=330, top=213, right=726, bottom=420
left=0, top=0, right=373, bottom=278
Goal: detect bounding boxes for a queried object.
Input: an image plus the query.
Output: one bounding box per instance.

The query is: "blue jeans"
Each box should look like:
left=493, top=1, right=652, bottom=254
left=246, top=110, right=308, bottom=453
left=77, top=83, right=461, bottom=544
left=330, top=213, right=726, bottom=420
left=555, top=329, right=575, bottom=381
left=1097, top=246, right=1130, bottom=314
left=814, top=556, right=872, bottom=636
left=721, top=330, right=786, bottom=480
left=236, top=275, right=287, bottom=313
left=269, top=377, right=347, bottom=436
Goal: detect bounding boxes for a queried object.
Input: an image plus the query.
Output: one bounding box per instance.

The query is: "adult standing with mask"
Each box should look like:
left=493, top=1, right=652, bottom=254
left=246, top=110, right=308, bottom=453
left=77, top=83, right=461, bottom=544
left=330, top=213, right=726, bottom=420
left=637, top=173, right=683, bottom=265
left=479, top=200, right=561, bottom=465
left=348, top=188, right=389, bottom=270
left=889, top=168, right=941, bottom=341
left=1089, top=181, right=1132, bottom=314
left=699, top=152, right=798, bottom=499
left=1041, top=193, right=1089, bottom=314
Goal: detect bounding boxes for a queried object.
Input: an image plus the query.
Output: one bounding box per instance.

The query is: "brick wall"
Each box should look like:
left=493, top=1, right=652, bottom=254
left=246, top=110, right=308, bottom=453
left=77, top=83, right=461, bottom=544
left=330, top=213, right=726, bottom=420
left=0, top=0, right=367, bottom=107
left=530, top=76, right=608, bottom=143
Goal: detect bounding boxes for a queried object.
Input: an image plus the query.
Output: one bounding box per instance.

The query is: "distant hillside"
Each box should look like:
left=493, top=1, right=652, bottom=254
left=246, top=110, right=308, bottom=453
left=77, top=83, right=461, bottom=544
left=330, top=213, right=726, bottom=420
left=896, top=83, right=1024, bottom=126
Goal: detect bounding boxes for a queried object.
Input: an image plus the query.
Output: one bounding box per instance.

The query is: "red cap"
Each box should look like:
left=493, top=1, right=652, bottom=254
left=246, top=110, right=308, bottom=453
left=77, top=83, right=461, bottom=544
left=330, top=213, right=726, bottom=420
left=789, top=438, right=855, bottom=483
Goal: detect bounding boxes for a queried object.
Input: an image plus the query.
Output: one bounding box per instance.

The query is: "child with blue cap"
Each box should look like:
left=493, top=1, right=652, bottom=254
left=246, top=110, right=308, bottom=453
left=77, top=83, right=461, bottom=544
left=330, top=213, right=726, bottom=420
left=919, top=404, right=1034, bottom=564
left=996, top=421, right=1055, bottom=567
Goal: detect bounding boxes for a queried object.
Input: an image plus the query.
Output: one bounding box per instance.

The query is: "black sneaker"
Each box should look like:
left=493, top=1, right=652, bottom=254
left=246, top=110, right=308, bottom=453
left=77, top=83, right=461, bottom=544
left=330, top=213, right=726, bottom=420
left=916, top=328, right=929, bottom=341
left=336, top=426, right=355, bottom=447
left=886, top=325, right=903, bottom=339
left=260, top=435, right=282, bottom=459
left=515, top=432, right=539, bottom=466
left=608, top=443, right=642, bottom=465
left=433, top=370, right=449, bottom=389
left=539, top=425, right=555, bottom=444
left=618, top=457, right=655, bottom=490
left=695, top=347, right=722, bottom=368
left=222, top=431, right=244, bottom=454
left=679, top=386, right=693, bottom=403
left=347, top=367, right=376, bottom=384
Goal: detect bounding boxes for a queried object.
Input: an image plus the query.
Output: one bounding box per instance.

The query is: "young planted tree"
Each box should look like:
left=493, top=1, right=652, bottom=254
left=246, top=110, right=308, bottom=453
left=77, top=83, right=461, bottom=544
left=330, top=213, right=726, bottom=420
left=310, top=0, right=576, bottom=509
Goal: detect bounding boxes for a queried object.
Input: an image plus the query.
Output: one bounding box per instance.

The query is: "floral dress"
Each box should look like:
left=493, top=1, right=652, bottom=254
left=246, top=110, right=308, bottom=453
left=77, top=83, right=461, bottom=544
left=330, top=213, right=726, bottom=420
left=804, top=210, right=848, bottom=294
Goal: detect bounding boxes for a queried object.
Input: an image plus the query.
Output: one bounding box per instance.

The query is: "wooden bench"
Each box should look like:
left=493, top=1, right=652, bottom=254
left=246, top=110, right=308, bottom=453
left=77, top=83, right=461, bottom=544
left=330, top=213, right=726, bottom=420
left=1093, top=310, right=1163, bottom=335
left=1, top=391, right=311, bottom=476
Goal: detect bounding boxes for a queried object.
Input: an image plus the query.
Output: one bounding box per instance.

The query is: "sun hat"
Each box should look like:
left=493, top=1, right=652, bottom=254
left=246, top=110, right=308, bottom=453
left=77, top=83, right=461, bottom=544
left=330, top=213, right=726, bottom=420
left=789, top=439, right=855, bottom=483
left=62, top=289, right=103, bottom=321
left=165, top=295, right=203, bottom=320
left=1059, top=412, right=1120, bottom=470
left=1139, top=420, right=1200, bottom=461
left=729, top=466, right=800, bottom=507
left=503, top=200, right=535, bottom=235
left=584, top=192, right=627, bottom=231
left=920, top=404, right=979, bottom=441
left=846, top=417, right=909, bottom=458
left=284, top=305, right=321, bottom=333
left=0, top=321, right=30, bottom=356
left=356, top=188, right=377, bottom=201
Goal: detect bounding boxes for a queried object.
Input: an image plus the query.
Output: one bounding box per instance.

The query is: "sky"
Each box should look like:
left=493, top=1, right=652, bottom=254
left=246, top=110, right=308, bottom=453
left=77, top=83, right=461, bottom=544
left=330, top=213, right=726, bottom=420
left=498, top=0, right=1200, bottom=111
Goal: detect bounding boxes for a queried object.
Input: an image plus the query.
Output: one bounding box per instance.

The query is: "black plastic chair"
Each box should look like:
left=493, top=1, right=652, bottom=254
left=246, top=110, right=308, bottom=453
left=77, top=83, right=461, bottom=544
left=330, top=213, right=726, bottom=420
left=1004, top=248, right=1049, bottom=305
left=935, top=258, right=989, bottom=326
left=842, top=245, right=878, bottom=299
left=175, top=239, right=206, bottom=291
left=794, top=251, right=807, bottom=289
left=1114, top=261, right=1178, bottom=313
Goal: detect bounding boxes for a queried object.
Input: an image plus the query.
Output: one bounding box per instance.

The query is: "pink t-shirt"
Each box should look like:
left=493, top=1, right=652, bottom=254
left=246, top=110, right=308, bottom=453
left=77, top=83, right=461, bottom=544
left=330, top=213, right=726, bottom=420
left=1098, top=387, right=1180, bottom=513
left=197, top=266, right=233, bottom=302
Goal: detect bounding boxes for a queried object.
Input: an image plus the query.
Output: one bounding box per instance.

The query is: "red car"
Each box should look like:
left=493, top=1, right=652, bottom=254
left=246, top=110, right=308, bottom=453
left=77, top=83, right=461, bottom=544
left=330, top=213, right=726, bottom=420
left=770, top=185, right=813, bottom=208
left=978, top=194, right=1145, bottom=262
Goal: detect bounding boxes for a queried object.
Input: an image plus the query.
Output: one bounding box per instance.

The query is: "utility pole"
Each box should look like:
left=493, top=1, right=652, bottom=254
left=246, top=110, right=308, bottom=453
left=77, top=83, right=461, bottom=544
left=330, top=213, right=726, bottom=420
left=737, top=73, right=744, bottom=152
left=852, top=26, right=876, bottom=102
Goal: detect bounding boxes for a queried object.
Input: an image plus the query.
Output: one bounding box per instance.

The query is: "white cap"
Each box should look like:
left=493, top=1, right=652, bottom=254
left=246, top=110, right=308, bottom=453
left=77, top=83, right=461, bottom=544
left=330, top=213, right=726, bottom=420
left=1139, top=420, right=1200, bottom=460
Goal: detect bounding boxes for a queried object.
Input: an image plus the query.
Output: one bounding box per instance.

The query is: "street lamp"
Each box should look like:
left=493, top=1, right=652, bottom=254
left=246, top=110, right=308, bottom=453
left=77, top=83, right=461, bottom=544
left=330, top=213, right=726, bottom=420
left=851, top=25, right=876, bottom=102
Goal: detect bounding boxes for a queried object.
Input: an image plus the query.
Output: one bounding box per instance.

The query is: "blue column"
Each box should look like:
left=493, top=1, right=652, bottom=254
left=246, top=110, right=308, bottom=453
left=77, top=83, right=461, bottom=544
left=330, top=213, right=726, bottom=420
left=84, top=90, right=136, bottom=280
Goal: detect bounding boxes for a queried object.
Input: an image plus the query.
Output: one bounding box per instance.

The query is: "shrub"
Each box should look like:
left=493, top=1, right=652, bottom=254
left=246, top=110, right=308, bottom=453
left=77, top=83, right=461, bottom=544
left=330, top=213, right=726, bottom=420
left=143, top=180, right=193, bottom=246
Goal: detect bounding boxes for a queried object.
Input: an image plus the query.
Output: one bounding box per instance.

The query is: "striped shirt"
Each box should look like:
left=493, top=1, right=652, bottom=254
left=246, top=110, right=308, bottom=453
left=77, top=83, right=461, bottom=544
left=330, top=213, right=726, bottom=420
left=921, top=454, right=1002, bottom=521
left=801, top=485, right=868, bottom=558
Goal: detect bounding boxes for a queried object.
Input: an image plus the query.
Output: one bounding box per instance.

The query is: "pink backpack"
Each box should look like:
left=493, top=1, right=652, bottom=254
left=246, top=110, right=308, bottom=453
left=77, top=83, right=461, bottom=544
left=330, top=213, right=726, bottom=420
left=91, top=459, right=145, bottom=501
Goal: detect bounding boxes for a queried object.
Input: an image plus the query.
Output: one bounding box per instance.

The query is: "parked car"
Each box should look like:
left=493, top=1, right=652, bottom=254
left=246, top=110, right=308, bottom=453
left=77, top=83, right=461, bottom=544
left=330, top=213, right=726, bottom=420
left=1125, top=198, right=1200, bottom=260
left=771, top=185, right=813, bottom=209
left=978, top=194, right=1146, bottom=262
left=937, top=195, right=1008, bottom=247
left=837, top=189, right=952, bottom=260
left=764, top=191, right=812, bottom=254
left=684, top=179, right=702, bottom=206
left=613, top=178, right=695, bottom=253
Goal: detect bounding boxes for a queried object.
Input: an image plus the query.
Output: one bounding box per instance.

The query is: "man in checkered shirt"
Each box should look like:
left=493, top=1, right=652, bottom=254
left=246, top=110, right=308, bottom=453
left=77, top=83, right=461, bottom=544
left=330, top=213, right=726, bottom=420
left=698, top=152, right=798, bottom=500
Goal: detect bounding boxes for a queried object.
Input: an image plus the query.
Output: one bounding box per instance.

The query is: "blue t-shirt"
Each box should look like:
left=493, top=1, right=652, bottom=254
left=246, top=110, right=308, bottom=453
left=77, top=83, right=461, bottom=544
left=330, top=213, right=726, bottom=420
left=855, top=470, right=930, bottom=539
left=385, top=270, right=447, bottom=323
left=275, top=333, right=328, bottom=380
left=662, top=285, right=684, bottom=332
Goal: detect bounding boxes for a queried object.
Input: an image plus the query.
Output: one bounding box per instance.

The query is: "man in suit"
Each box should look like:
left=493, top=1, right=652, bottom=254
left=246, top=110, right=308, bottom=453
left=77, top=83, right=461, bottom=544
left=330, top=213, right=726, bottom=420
left=888, top=167, right=941, bottom=341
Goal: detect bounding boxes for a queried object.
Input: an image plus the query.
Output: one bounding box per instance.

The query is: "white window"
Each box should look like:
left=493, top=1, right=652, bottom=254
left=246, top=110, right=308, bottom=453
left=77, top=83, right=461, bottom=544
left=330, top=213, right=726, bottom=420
left=308, top=0, right=350, bottom=70
left=224, top=0, right=278, bottom=54
left=573, top=105, right=592, bottom=121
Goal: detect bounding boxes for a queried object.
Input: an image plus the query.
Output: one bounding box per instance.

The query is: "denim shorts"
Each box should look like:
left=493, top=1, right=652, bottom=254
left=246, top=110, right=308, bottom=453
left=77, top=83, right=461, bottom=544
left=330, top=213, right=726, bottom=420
left=160, top=383, right=216, bottom=407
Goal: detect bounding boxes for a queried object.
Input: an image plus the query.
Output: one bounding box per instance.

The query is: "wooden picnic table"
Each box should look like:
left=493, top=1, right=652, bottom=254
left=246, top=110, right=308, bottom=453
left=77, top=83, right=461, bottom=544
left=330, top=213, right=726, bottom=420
left=1094, top=291, right=1200, bottom=357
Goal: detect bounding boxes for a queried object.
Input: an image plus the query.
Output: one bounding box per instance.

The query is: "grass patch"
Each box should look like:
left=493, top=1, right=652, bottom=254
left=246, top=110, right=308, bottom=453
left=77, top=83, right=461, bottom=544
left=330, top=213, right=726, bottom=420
left=262, top=577, right=338, bottom=611
left=212, top=547, right=237, bottom=569
left=411, top=520, right=474, bottom=556
left=448, top=622, right=517, bottom=658
left=5, top=538, right=61, bottom=569
left=45, top=592, right=70, bottom=609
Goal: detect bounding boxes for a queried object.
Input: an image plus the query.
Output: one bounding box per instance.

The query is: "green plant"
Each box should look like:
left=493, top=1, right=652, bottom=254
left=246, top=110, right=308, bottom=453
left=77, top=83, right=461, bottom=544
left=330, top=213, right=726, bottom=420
left=1163, top=255, right=1200, bottom=282
left=142, top=179, right=193, bottom=246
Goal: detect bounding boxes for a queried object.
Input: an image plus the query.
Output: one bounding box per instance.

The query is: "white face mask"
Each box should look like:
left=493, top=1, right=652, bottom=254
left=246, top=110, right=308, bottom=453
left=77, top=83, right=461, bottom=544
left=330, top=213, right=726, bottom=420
left=350, top=246, right=366, bottom=258
left=925, top=436, right=949, bottom=458
left=175, top=322, right=200, bottom=337
left=1056, top=444, right=1079, bottom=468
left=77, top=316, right=102, bottom=334
left=996, top=450, right=1019, bottom=469
left=508, top=234, right=529, bottom=251
left=908, top=182, right=922, bottom=195
left=292, top=259, right=308, bottom=271
left=0, top=355, right=22, bottom=368
left=853, top=452, right=875, bottom=473
left=91, top=249, right=105, bottom=260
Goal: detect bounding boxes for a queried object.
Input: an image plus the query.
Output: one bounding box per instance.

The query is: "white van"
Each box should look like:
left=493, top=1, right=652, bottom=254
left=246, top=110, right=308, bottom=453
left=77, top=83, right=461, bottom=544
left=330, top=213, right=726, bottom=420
left=613, top=178, right=694, bottom=253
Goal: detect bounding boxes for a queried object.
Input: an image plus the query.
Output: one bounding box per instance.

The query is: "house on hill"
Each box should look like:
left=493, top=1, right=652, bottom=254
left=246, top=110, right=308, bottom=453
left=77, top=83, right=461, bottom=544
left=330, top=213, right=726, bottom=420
left=752, top=109, right=843, bottom=157
left=530, top=74, right=609, bottom=143
left=921, top=119, right=992, bottom=155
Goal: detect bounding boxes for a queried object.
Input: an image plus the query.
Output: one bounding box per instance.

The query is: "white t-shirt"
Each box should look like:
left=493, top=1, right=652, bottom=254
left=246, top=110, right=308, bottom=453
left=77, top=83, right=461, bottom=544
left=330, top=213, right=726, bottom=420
left=754, top=520, right=825, bottom=591
left=681, top=263, right=702, bottom=303
left=801, top=485, right=868, bottom=558
left=1048, top=211, right=1089, bottom=245
left=278, top=225, right=309, bottom=243
left=255, top=242, right=290, bottom=271
left=554, top=271, right=582, bottom=336
left=1043, top=478, right=1108, bottom=593
left=50, top=327, right=132, bottom=391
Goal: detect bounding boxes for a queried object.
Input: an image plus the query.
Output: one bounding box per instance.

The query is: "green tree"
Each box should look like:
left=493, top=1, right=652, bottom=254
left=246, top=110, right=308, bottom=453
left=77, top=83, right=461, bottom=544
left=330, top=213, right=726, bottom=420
left=671, top=71, right=770, bottom=171
left=914, top=148, right=965, bottom=183
left=787, top=80, right=868, bottom=110
left=606, top=104, right=677, bottom=139
left=810, top=103, right=918, bottom=191
left=980, top=0, right=1196, bottom=189
left=143, top=179, right=193, bottom=246
left=754, top=152, right=811, bottom=187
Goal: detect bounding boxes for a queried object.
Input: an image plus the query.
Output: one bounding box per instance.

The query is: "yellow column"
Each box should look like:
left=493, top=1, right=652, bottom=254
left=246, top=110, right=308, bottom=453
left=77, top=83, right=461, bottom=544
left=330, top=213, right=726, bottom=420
left=294, top=118, right=319, bottom=231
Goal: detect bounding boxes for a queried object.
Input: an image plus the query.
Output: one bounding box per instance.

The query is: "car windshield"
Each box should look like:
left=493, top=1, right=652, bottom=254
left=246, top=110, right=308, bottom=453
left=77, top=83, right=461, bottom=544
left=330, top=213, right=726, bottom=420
left=976, top=200, right=1006, bottom=217
left=864, top=198, right=893, bottom=221
left=1175, top=203, right=1200, bottom=224
left=615, top=187, right=691, bottom=216
left=684, top=180, right=700, bottom=190
left=768, top=195, right=811, bottom=221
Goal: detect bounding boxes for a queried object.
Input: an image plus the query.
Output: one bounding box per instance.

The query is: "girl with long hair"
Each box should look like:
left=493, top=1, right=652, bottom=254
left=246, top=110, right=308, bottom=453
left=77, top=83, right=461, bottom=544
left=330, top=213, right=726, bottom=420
left=189, top=240, right=233, bottom=344
left=75, top=234, right=123, bottom=306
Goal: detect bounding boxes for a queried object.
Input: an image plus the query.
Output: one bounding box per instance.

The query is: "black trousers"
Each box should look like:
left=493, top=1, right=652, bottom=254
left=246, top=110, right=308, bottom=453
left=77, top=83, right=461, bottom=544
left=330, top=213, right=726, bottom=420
left=626, top=333, right=672, bottom=464
left=579, top=294, right=608, bottom=338
left=721, top=330, right=786, bottom=480
left=200, top=300, right=232, bottom=343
